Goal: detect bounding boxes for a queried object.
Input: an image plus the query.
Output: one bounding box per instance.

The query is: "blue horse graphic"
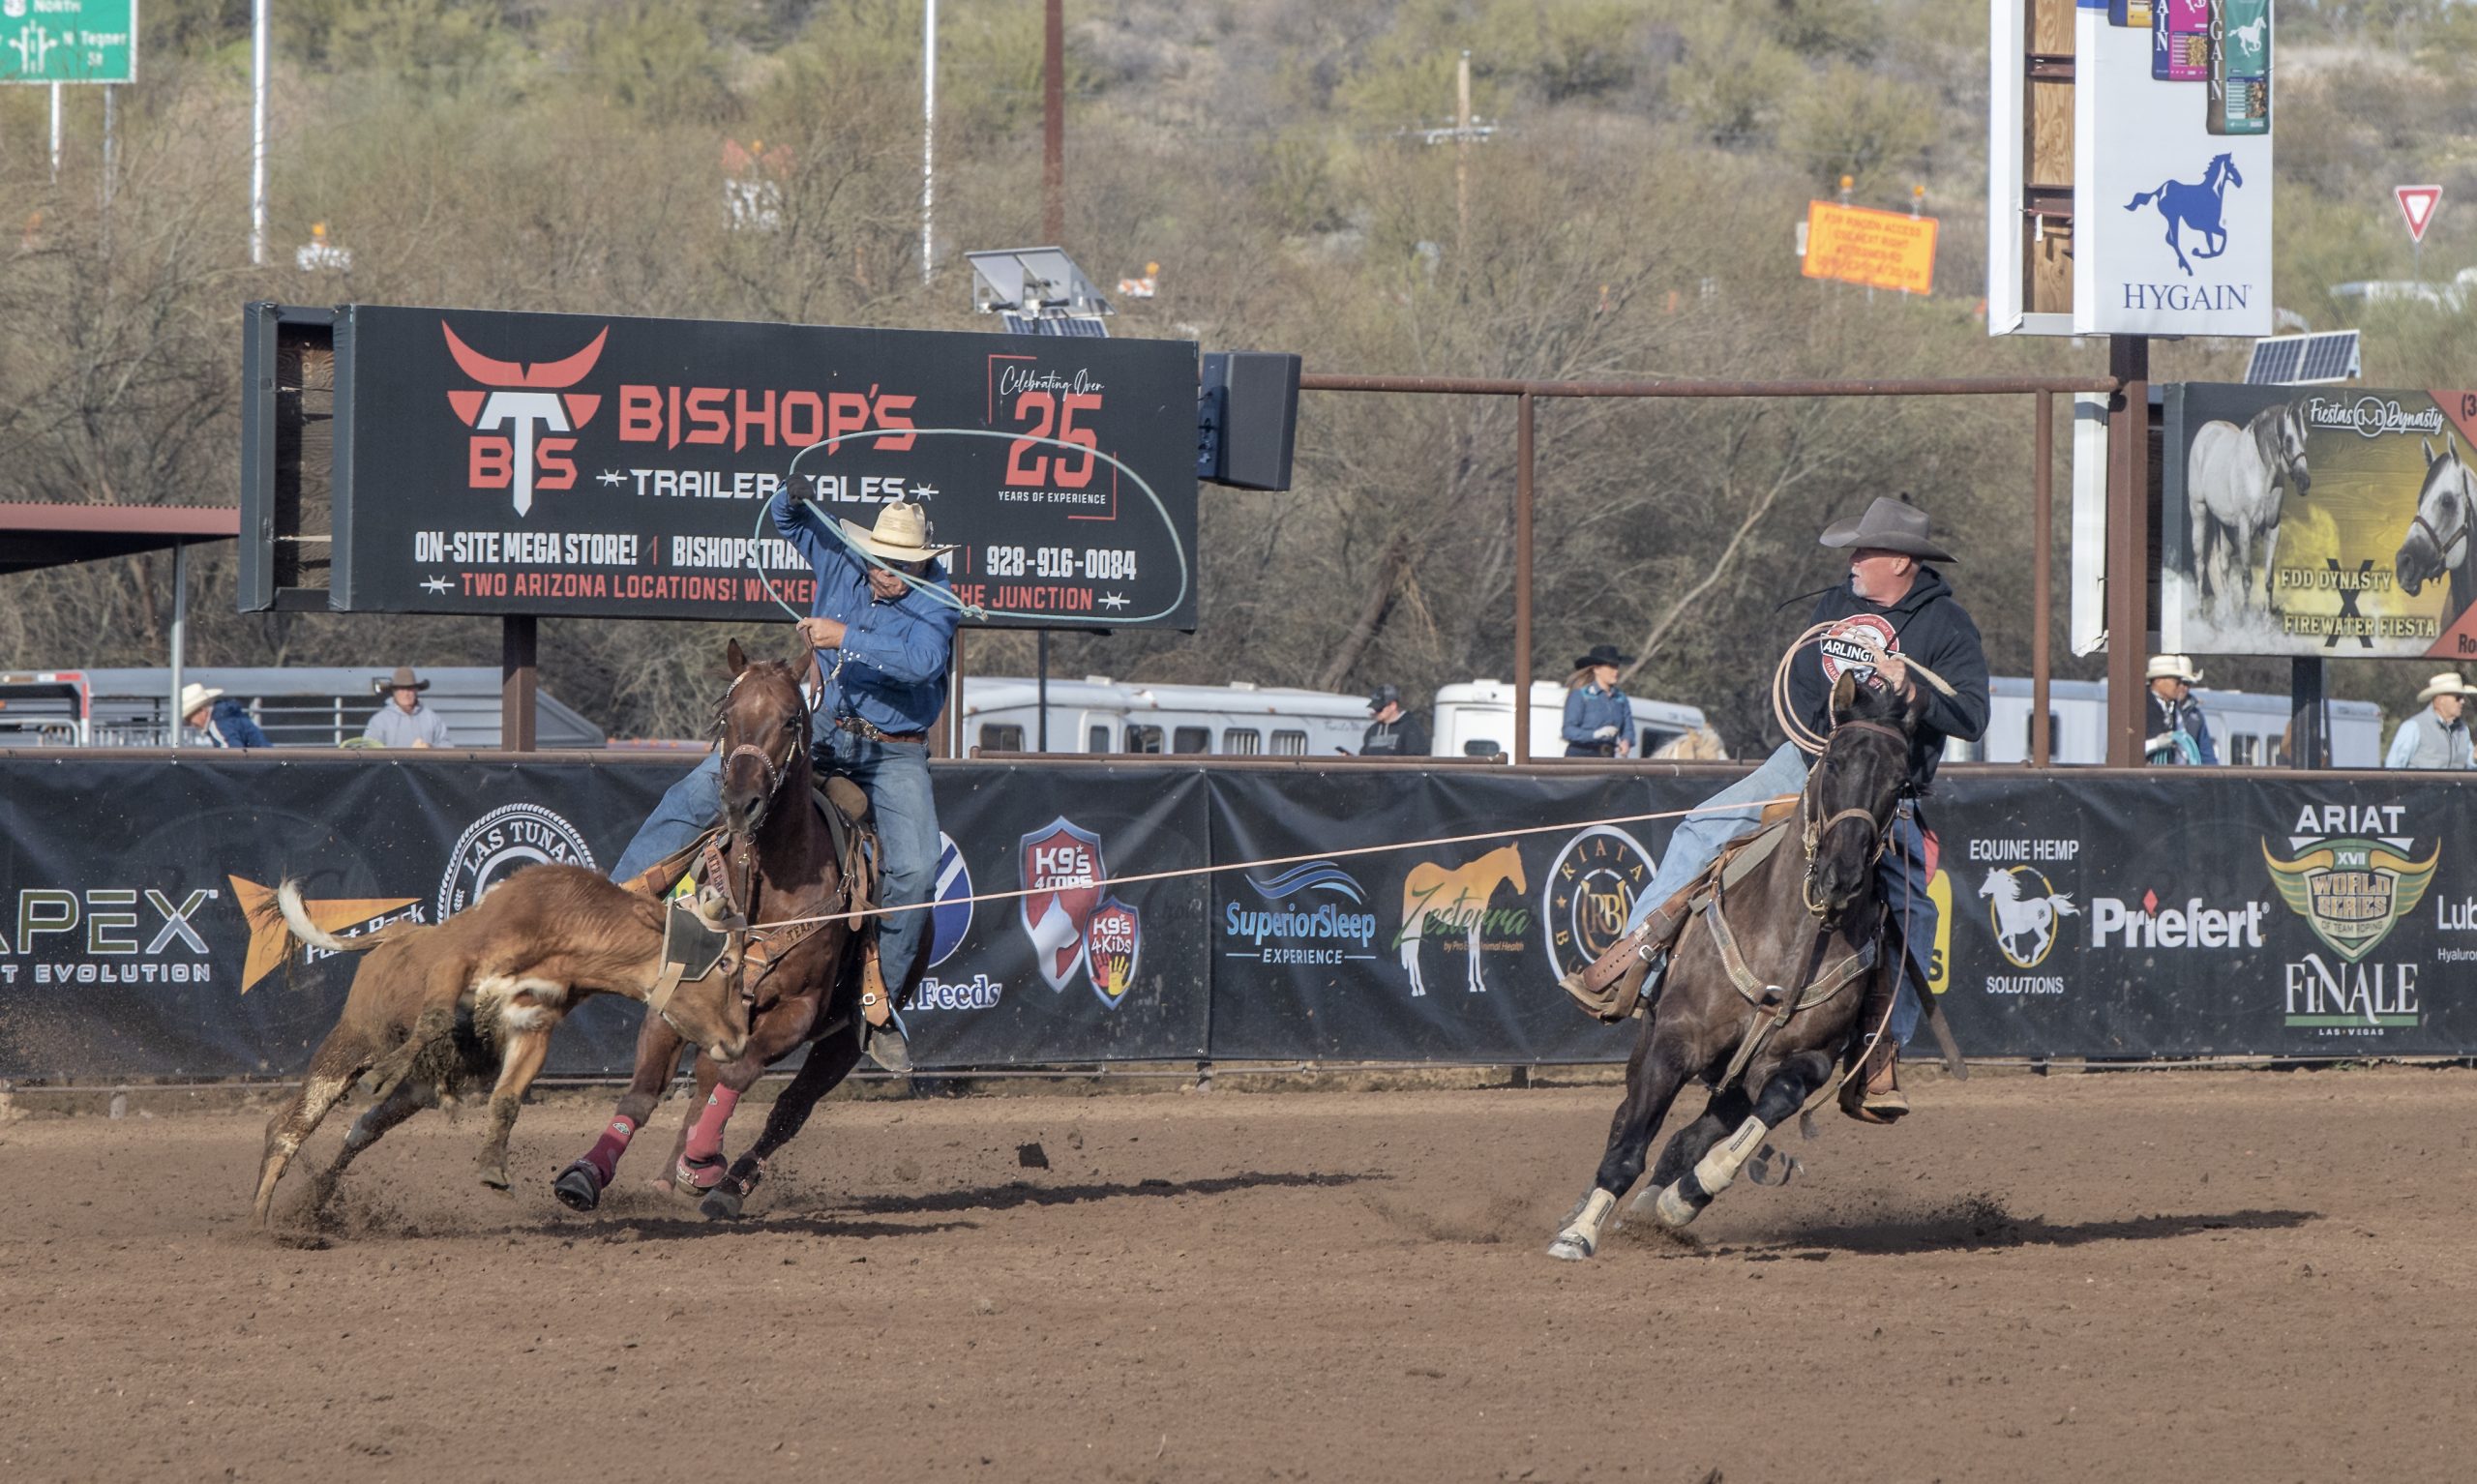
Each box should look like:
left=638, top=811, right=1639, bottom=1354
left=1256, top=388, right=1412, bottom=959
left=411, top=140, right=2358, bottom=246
left=2124, top=154, right=2243, bottom=275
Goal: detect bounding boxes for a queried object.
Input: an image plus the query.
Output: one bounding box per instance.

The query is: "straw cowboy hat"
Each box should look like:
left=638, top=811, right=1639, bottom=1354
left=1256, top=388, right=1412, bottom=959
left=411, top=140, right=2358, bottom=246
left=2146, top=654, right=2205, bottom=684
left=1818, top=495, right=1958, bottom=564
left=176, top=682, right=224, bottom=720
left=2416, top=671, right=2477, bottom=704
left=840, top=500, right=956, bottom=563
left=372, top=666, right=430, bottom=695
left=1573, top=643, right=1633, bottom=670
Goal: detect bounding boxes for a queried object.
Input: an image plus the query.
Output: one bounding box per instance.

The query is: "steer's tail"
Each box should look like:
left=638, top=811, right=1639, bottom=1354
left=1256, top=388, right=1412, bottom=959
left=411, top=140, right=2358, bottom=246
left=276, top=879, right=405, bottom=955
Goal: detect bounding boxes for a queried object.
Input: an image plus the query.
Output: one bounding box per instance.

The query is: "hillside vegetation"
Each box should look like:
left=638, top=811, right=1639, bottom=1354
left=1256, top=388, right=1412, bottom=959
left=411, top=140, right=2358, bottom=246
left=3, top=0, right=2472, bottom=742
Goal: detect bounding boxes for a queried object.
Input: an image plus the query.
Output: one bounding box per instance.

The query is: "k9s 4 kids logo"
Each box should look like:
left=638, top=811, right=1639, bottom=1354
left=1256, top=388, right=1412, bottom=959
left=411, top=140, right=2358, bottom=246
left=2262, top=803, right=2438, bottom=1036
left=442, top=321, right=609, bottom=517
left=1018, top=817, right=1141, bottom=1010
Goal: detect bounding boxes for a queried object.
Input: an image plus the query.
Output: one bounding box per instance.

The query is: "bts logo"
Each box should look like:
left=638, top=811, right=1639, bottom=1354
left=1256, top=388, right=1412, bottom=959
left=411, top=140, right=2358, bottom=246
left=441, top=321, right=608, bottom=516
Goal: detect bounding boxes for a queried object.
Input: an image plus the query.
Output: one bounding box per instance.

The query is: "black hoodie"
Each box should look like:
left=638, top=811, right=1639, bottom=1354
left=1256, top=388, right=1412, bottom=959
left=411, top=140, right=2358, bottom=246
left=1785, top=565, right=1990, bottom=792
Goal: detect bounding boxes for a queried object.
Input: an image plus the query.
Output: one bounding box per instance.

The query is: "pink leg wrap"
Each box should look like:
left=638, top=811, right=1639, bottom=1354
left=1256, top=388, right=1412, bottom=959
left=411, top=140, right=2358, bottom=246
left=577, top=1115, right=637, bottom=1185
left=683, top=1085, right=740, bottom=1164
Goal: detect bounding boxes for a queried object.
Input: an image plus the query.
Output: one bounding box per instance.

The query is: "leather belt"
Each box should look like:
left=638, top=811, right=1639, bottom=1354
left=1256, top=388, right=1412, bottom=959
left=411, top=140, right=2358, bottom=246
left=833, top=714, right=927, bottom=745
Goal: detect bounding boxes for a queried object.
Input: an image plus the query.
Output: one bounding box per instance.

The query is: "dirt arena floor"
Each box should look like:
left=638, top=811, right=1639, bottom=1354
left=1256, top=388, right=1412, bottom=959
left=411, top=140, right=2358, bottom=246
left=3, top=1066, right=2473, bottom=1483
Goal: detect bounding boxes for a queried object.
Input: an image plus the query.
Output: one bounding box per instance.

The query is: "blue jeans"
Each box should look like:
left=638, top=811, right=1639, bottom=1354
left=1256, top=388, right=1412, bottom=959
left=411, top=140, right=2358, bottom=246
left=1626, top=742, right=1930, bottom=1046
left=611, top=727, right=942, bottom=995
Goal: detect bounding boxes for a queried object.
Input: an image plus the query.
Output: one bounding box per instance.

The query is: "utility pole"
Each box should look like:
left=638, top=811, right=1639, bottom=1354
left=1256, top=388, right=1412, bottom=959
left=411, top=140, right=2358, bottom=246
left=920, top=0, right=938, bottom=283
left=1043, top=0, right=1064, bottom=244
left=1455, top=50, right=1472, bottom=259
left=251, top=0, right=270, bottom=265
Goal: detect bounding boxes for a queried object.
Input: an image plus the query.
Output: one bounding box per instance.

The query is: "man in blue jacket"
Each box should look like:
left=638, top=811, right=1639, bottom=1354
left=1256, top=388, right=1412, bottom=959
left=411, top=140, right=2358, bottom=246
left=1566, top=496, right=1989, bottom=1118
left=180, top=682, right=272, bottom=749
left=1562, top=644, right=1636, bottom=757
left=612, top=496, right=960, bottom=1065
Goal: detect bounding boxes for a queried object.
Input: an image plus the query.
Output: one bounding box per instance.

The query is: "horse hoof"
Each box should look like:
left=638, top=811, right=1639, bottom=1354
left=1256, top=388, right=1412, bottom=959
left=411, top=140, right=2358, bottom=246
left=699, top=1187, right=745, bottom=1222
left=481, top=1170, right=512, bottom=1193
left=1545, top=1232, right=1596, bottom=1261
left=1652, top=1181, right=1704, bottom=1229
left=675, top=1153, right=727, bottom=1193
left=552, top=1164, right=604, bottom=1213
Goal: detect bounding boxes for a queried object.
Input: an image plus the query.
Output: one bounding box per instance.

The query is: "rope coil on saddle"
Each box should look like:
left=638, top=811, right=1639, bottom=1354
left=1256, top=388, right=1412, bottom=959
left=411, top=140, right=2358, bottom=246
left=1771, top=619, right=1957, bottom=757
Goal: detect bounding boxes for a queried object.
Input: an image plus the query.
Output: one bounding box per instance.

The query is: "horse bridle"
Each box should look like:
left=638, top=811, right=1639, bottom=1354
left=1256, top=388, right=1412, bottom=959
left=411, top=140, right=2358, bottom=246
left=2414, top=489, right=2470, bottom=571
left=1800, top=718, right=1907, bottom=917
left=711, top=678, right=818, bottom=1009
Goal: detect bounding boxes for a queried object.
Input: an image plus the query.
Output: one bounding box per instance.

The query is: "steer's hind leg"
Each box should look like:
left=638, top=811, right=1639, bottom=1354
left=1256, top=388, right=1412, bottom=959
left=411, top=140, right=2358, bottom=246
left=1547, top=1022, right=1696, bottom=1261
left=307, top=1077, right=434, bottom=1212
left=477, top=1025, right=554, bottom=1192
left=701, top=1014, right=864, bottom=1222
left=253, top=1031, right=379, bottom=1226
left=1646, top=1051, right=1835, bottom=1230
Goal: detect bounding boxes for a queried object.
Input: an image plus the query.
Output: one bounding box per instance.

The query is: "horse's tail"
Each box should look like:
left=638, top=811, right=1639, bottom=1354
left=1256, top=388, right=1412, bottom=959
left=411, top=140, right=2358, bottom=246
left=2125, top=186, right=2163, bottom=212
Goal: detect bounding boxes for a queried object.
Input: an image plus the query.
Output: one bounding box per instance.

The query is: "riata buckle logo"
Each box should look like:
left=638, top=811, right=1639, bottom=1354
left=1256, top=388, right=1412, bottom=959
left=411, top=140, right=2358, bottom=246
left=442, top=321, right=609, bottom=517
left=2262, top=804, right=2437, bottom=1033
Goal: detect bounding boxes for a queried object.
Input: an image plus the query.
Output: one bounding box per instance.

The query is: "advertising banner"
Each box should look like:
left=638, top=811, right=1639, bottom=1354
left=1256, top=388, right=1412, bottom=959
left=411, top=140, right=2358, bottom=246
left=0, top=0, right=134, bottom=84
left=2161, top=382, right=2477, bottom=660
left=309, top=305, right=1199, bottom=627
left=10, top=758, right=2477, bottom=1079
left=2073, top=0, right=2274, bottom=336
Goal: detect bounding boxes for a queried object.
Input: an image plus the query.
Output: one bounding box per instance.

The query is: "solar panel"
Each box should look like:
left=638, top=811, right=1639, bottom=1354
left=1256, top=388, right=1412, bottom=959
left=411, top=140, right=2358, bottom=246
left=2244, top=331, right=2360, bottom=386
left=999, top=312, right=1110, bottom=338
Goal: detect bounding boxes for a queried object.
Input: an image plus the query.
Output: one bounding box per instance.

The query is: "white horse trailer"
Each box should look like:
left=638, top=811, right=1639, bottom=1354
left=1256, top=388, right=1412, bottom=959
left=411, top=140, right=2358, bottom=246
left=1427, top=680, right=1711, bottom=759
left=961, top=677, right=1368, bottom=757
left=1951, top=676, right=2383, bottom=767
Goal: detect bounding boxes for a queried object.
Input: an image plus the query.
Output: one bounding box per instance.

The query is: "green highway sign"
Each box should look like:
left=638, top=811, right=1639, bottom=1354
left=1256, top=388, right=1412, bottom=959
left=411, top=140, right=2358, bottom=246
left=2, top=0, right=136, bottom=85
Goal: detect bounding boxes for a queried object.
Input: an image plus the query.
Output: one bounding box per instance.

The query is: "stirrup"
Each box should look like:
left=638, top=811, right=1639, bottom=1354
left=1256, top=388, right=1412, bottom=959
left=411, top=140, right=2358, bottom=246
left=1840, top=1046, right=1908, bottom=1125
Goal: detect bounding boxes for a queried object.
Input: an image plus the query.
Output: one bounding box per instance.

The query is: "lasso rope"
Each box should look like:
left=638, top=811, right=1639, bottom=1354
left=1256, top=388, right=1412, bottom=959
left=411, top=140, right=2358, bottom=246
left=741, top=792, right=1797, bottom=935
left=1771, top=620, right=1957, bottom=757
left=747, top=428, right=1192, bottom=627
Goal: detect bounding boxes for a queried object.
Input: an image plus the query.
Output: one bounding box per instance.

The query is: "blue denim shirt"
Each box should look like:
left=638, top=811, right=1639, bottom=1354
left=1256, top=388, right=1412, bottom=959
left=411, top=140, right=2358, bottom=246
left=1562, top=684, right=1635, bottom=748
left=773, top=492, right=959, bottom=736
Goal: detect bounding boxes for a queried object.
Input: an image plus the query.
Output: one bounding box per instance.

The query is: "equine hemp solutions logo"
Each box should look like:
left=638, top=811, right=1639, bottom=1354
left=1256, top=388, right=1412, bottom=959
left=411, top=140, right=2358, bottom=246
left=2261, top=803, right=2438, bottom=1035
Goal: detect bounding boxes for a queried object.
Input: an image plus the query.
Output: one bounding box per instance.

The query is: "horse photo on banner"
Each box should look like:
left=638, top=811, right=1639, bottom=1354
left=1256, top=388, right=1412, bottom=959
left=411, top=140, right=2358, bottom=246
left=2162, top=382, right=2477, bottom=659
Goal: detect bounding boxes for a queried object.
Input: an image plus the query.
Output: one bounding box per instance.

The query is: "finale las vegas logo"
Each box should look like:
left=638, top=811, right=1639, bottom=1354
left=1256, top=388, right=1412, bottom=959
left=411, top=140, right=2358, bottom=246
left=2261, top=803, right=2438, bottom=1034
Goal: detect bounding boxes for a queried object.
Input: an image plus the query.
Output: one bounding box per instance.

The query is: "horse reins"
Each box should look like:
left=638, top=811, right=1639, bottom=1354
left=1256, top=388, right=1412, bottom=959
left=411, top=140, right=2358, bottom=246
left=1799, top=718, right=1905, bottom=916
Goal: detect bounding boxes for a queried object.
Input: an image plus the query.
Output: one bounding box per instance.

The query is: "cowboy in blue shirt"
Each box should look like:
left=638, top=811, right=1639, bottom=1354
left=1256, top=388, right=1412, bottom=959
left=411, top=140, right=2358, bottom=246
left=1562, top=644, right=1636, bottom=757
left=612, top=496, right=959, bottom=1065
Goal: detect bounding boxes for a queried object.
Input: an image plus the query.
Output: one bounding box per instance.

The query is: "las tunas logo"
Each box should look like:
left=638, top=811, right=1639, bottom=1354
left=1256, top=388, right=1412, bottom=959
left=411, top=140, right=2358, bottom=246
left=2262, top=803, right=2438, bottom=1034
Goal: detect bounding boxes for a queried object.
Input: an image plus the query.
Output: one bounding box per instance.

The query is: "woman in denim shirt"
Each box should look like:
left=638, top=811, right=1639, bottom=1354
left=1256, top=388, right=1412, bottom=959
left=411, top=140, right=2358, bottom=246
left=1562, top=644, right=1635, bottom=757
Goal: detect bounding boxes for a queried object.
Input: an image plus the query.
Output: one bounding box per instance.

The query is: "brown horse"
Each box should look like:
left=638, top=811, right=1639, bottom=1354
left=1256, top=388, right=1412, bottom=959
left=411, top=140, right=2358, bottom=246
left=552, top=638, right=873, bottom=1221
left=1547, top=673, right=1920, bottom=1260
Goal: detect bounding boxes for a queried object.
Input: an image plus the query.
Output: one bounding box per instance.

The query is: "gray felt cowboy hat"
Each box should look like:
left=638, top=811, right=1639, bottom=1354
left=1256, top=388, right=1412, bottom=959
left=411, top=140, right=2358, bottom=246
left=1818, top=495, right=1957, bottom=564
left=372, top=666, right=431, bottom=695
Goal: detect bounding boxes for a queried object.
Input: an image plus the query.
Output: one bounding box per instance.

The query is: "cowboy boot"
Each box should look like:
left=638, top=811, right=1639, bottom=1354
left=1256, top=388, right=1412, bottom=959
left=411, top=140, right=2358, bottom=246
left=1559, top=897, right=1690, bottom=1021
left=859, top=942, right=912, bottom=1074
left=1840, top=958, right=1910, bottom=1124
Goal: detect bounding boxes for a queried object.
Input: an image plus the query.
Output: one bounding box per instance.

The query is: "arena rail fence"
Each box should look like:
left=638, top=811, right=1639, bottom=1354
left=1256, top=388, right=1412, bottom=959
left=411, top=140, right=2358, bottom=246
left=0, top=755, right=2460, bottom=1083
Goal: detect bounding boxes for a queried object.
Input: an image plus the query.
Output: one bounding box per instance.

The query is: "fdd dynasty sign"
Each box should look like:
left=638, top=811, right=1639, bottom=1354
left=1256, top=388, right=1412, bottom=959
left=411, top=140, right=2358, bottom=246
left=270, top=305, right=1201, bottom=628
left=2073, top=1, right=2274, bottom=336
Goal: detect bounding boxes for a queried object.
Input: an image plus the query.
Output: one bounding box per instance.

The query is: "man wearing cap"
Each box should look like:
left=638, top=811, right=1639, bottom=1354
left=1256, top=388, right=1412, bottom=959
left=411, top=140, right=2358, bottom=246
left=1563, top=644, right=1636, bottom=757
left=180, top=682, right=271, bottom=750
left=1360, top=685, right=1430, bottom=757
left=2143, top=655, right=2218, bottom=766
left=1570, top=495, right=1988, bottom=1120
left=611, top=494, right=960, bottom=1064
left=362, top=667, right=453, bottom=748
left=2385, top=672, right=2476, bottom=769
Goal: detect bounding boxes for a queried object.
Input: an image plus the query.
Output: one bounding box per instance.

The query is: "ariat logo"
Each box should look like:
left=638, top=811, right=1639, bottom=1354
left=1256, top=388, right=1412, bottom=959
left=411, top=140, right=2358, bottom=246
left=2264, top=804, right=2436, bottom=1035
left=442, top=321, right=609, bottom=516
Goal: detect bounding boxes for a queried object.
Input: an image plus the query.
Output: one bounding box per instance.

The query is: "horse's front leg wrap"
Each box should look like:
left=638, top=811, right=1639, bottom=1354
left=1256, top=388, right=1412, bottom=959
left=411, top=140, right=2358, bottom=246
left=1653, top=1115, right=1768, bottom=1229
left=1547, top=1189, right=1620, bottom=1261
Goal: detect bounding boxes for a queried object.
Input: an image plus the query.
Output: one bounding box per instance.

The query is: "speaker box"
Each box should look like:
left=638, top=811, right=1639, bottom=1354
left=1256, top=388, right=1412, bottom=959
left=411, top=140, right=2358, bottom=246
left=1199, top=350, right=1300, bottom=491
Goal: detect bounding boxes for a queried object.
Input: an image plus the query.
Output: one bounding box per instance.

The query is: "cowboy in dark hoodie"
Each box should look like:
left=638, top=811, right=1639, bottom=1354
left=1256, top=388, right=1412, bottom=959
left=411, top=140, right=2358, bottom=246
left=1574, top=496, right=1988, bottom=1119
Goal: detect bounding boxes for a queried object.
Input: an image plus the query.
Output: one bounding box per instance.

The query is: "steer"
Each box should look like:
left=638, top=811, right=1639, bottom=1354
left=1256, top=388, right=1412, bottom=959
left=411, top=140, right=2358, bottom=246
left=250, top=865, right=753, bottom=1226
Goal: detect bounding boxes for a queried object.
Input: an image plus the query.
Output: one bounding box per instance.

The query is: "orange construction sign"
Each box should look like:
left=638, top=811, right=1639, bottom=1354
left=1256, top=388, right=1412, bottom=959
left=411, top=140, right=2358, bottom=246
left=1803, top=201, right=1938, bottom=296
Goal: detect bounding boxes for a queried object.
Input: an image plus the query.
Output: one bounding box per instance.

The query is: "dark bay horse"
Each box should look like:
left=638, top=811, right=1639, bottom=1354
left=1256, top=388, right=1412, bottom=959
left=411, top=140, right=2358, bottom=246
left=553, top=638, right=871, bottom=1221
left=1547, top=674, right=1919, bottom=1260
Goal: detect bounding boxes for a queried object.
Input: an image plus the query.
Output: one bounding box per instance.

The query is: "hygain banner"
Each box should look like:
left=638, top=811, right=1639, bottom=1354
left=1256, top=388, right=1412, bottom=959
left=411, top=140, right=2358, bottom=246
left=2162, top=382, right=2477, bottom=660
left=2074, top=0, right=2274, bottom=335
left=293, top=305, right=1200, bottom=628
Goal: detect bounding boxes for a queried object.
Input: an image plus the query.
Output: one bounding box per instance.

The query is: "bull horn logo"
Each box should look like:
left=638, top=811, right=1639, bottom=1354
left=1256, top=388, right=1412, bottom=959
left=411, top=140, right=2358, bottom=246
left=441, top=322, right=608, bottom=516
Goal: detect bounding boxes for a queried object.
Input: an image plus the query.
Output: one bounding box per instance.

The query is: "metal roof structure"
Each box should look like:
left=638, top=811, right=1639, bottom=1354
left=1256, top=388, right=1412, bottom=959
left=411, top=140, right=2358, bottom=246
left=0, top=503, right=240, bottom=576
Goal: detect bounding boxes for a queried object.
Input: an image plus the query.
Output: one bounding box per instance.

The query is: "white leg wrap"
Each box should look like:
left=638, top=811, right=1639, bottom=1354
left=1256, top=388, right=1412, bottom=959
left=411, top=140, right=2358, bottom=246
left=1690, top=1115, right=1771, bottom=1199
left=1549, top=1188, right=1619, bottom=1259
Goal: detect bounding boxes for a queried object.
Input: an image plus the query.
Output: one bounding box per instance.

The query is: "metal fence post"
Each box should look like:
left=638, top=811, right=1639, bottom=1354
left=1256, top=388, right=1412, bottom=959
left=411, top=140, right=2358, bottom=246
left=1513, top=391, right=1535, bottom=764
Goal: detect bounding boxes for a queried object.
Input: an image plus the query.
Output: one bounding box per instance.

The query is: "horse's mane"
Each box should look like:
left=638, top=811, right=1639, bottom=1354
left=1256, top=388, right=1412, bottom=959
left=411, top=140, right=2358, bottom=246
left=1981, top=868, right=2021, bottom=904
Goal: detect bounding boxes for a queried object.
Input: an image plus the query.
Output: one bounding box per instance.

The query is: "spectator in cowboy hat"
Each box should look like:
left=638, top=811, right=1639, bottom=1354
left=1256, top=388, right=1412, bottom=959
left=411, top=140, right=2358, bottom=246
left=362, top=666, right=453, bottom=749
left=1359, top=683, right=1430, bottom=757
left=1562, top=643, right=1637, bottom=757
left=2143, top=655, right=2218, bottom=765
left=179, top=681, right=271, bottom=750
left=2386, top=672, right=2476, bottom=769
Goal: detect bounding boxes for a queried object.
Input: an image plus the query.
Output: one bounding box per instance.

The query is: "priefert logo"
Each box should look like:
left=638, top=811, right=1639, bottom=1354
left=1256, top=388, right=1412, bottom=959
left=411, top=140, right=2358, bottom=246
left=2091, top=890, right=2270, bottom=950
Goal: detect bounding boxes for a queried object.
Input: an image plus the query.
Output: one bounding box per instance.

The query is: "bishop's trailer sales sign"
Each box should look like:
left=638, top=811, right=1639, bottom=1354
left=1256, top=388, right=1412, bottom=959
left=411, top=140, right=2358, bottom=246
left=2074, top=0, right=2275, bottom=336
left=313, top=306, right=1200, bottom=628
